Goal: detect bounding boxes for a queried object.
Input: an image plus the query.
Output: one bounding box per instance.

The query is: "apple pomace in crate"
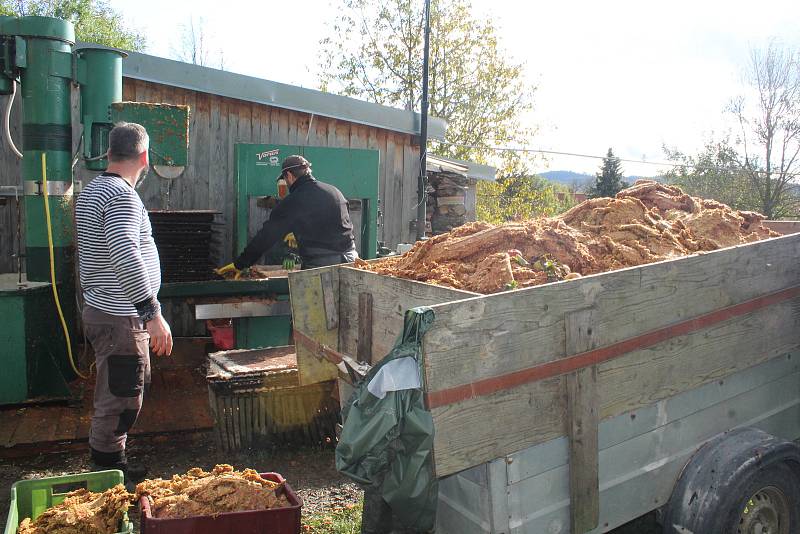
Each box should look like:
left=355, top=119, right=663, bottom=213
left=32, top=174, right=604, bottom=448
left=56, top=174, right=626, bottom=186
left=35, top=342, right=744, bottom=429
left=206, top=346, right=339, bottom=451
left=136, top=466, right=301, bottom=534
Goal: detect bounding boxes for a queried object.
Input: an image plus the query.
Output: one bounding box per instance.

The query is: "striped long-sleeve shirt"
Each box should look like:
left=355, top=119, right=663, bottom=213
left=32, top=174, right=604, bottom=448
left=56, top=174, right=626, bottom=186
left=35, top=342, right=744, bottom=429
left=75, top=173, right=161, bottom=320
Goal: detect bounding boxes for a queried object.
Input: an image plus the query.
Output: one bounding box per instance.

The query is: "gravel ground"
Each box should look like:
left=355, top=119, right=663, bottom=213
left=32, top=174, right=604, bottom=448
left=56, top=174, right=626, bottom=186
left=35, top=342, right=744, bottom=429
left=0, top=433, right=361, bottom=526
left=0, top=433, right=660, bottom=533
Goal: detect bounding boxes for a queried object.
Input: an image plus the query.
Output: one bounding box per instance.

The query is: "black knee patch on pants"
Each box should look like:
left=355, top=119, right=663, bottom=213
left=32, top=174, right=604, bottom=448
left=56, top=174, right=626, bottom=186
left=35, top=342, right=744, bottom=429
left=108, top=354, right=144, bottom=397
left=114, top=408, right=140, bottom=436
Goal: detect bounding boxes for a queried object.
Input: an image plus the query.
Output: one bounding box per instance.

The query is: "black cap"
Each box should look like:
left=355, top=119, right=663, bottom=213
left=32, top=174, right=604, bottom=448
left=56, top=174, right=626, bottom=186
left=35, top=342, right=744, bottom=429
left=281, top=155, right=311, bottom=173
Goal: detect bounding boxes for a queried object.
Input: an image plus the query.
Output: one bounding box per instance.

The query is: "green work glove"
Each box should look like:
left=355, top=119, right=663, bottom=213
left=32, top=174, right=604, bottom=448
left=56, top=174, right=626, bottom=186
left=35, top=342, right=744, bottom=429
left=215, top=262, right=241, bottom=280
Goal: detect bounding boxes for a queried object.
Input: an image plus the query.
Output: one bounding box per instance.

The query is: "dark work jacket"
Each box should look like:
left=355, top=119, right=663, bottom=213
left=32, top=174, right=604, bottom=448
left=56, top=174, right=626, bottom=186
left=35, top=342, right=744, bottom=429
left=234, top=174, right=355, bottom=269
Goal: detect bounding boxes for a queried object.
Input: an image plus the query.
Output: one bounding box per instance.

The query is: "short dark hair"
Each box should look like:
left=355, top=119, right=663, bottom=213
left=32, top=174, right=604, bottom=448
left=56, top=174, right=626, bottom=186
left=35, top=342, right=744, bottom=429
left=107, top=122, right=149, bottom=162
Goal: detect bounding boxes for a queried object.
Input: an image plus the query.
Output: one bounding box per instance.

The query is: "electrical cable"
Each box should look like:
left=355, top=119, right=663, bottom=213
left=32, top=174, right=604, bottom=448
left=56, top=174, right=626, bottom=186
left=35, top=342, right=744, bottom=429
left=431, top=139, right=800, bottom=179
left=4, top=80, right=23, bottom=159
left=42, top=153, right=88, bottom=380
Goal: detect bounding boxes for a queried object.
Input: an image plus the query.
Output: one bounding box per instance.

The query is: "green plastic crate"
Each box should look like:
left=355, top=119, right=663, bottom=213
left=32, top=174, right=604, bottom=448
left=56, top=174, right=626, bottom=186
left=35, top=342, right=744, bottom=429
left=4, top=470, right=133, bottom=534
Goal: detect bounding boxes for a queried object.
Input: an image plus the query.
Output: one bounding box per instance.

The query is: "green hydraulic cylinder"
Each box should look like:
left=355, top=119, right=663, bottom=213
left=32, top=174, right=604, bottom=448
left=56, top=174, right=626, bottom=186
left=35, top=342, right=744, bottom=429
left=77, top=46, right=126, bottom=171
left=1, top=16, right=75, bottom=283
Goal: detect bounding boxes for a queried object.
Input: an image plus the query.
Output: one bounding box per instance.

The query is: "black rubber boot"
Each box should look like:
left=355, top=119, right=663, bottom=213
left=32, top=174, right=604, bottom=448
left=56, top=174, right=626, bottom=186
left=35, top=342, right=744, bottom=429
left=90, top=447, right=148, bottom=484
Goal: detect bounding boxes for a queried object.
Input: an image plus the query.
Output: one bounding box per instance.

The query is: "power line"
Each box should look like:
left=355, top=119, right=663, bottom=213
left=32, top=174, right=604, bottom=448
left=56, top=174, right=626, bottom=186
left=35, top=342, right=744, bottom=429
left=431, top=139, right=800, bottom=179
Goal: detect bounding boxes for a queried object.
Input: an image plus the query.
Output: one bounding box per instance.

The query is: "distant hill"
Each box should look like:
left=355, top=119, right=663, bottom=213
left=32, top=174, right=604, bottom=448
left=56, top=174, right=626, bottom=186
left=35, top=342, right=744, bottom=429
left=539, top=171, right=593, bottom=187
left=539, top=171, right=661, bottom=192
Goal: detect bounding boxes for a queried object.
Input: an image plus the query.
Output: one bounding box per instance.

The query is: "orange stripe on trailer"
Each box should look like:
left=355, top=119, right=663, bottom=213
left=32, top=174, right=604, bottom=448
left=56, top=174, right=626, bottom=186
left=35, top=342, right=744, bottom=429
left=425, top=285, right=800, bottom=410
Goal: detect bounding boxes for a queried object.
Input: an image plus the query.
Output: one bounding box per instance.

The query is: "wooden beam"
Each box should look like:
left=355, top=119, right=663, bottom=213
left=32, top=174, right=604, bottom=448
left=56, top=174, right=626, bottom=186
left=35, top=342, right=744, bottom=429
left=565, top=309, right=599, bottom=534
left=357, top=292, right=374, bottom=363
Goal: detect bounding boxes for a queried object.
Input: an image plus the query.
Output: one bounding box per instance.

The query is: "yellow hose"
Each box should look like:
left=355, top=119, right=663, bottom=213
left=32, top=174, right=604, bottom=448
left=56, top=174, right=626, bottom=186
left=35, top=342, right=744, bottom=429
left=41, top=153, right=88, bottom=380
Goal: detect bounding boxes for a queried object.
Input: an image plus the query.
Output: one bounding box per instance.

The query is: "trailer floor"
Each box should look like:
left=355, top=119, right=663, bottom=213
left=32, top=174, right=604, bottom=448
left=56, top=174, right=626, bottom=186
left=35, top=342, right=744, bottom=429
left=0, top=339, right=213, bottom=458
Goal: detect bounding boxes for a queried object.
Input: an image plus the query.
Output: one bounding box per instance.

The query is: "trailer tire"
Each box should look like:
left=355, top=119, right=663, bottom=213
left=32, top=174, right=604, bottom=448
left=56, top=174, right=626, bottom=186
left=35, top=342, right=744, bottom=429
left=663, top=427, right=800, bottom=534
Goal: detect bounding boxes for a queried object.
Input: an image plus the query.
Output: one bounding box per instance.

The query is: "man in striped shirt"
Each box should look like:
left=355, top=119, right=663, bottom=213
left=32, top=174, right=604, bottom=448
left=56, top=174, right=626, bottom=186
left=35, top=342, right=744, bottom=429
left=75, top=122, right=172, bottom=482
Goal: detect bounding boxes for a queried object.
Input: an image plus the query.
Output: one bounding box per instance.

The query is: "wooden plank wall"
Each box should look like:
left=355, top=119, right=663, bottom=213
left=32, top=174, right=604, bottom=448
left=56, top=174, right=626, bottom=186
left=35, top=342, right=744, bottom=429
left=0, top=78, right=422, bottom=274
left=421, top=234, right=800, bottom=477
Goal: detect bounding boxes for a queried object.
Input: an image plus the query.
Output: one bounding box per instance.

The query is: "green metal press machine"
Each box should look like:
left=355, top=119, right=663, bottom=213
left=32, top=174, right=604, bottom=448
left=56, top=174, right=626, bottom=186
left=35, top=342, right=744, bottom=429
left=164, top=142, right=380, bottom=350
left=0, top=15, right=380, bottom=404
left=0, top=15, right=189, bottom=404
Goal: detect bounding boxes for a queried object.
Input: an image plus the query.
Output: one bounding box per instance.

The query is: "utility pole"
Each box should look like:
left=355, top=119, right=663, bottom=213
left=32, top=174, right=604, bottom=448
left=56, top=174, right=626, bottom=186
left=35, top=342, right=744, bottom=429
left=416, top=0, right=431, bottom=240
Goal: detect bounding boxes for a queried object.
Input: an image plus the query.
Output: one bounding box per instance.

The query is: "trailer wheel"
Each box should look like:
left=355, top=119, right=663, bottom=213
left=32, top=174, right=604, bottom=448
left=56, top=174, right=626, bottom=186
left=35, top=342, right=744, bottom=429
left=663, top=428, right=800, bottom=534
left=727, top=463, right=798, bottom=533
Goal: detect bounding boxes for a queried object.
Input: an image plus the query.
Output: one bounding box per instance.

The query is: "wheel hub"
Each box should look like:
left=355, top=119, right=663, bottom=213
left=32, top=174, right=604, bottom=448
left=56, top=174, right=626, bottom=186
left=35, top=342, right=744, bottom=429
left=738, top=485, right=790, bottom=534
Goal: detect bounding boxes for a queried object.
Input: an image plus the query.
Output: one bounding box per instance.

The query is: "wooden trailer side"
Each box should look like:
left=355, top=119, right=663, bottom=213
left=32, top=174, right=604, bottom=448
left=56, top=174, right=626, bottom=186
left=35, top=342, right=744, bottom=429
left=421, top=233, right=800, bottom=492
left=289, top=265, right=476, bottom=385
left=336, top=267, right=478, bottom=364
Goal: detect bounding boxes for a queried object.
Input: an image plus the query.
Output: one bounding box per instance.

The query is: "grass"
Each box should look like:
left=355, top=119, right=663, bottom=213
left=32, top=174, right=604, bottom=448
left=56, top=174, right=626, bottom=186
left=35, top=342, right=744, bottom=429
left=302, top=501, right=363, bottom=534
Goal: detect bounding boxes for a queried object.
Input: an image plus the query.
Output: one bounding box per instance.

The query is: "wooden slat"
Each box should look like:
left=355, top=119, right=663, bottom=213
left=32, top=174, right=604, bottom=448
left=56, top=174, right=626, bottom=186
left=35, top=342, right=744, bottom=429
left=321, top=270, right=339, bottom=330
left=357, top=292, right=373, bottom=363
left=381, top=134, right=398, bottom=246
left=325, top=119, right=337, bottom=147
left=275, top=109, right=290, bottom=145
left=422, top=234, right=800, bottom=476
left=335, top=121, right=350, bottom=148
left=565, top=309, right=599, bottom=534
left=402, top=142, right=419, bottom=243
left=183, top=89, right=204, bottom=209
left=239, top=101, right=254, bottom=143
left=288, top=111, right=300, bottom=145
left=122, top=78, right=136, bottom=101
left=337, top=266, right=477, bottom=365
left=350, top=124, right=369, bottom=149
left=289, top=266, right=341, bottom=385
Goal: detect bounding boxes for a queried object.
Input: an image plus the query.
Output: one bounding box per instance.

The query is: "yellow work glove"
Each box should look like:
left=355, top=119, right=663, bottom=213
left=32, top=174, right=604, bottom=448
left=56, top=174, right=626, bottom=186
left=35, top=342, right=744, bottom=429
left=284, top=232, right=298, bottom=249
left=215, top=262, right=242, bottom=280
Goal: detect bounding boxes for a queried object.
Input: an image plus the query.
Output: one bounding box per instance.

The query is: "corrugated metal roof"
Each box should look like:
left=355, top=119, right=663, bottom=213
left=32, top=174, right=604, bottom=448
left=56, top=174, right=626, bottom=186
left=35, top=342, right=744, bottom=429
left=426, top=155, right=469, bottom=176
left=113, top=48, right=447, bottom=139
left=427, top=154, right=496, bottom=182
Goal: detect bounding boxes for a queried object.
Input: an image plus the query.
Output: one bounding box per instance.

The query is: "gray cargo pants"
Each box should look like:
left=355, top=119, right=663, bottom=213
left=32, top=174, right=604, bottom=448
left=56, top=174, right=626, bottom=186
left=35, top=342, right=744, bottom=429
left=83, top=305, right=151, bottom=454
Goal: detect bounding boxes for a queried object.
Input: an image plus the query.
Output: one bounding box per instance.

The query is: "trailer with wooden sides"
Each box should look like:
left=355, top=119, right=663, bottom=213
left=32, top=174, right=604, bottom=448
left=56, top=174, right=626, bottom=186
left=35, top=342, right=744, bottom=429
left=288, top=232, right=800, bottom=534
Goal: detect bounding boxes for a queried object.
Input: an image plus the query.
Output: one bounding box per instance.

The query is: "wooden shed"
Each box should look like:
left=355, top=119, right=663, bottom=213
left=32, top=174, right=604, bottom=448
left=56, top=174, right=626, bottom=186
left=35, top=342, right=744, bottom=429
left=0, top=50, right=447, bottom=273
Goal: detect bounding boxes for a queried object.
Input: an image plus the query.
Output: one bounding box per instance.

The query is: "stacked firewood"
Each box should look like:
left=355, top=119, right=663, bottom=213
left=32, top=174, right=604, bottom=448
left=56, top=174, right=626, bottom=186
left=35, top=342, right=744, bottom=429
left=427, top=171, right=469, bottom=235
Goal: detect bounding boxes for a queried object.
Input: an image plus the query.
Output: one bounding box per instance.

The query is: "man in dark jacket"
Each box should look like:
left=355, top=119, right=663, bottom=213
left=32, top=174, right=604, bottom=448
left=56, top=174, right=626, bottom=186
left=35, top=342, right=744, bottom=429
left=217, top=155, right=358, bottom=276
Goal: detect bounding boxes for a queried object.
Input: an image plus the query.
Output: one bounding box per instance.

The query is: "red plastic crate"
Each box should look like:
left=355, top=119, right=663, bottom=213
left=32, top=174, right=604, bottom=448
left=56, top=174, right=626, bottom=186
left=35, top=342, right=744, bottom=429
left=139, top=473, right=301, bottom=534
left=206, top=319, right=235, bottom=350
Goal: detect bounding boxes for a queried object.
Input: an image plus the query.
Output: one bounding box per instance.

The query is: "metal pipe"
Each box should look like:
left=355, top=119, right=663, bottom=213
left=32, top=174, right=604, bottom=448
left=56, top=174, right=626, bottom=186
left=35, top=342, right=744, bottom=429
left=3, top=80, right=22, bottom=159
left=416, top=0, right=431, bottom=240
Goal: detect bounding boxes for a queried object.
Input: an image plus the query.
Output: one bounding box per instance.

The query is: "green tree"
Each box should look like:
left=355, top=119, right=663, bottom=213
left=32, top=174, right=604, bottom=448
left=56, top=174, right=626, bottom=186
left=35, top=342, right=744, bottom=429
left=0, top=0, right=145, bottom=51
left=318, top=0, right=536, bottom=174
left=589, top=148, right=628, bottom=198
left=662, top=139, right=760, bottom=210
left=728, top=41, right=800, bottom=218
left=477, top=174, right=574, bottom=224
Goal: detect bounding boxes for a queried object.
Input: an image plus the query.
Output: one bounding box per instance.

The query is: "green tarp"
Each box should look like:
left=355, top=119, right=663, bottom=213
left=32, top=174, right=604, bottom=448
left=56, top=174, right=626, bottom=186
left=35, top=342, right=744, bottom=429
left=336, top=308, right=438, bottom=532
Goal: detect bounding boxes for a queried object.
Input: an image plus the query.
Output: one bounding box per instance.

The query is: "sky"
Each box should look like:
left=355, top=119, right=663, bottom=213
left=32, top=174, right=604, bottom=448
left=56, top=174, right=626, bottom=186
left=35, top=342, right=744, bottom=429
left=109, top=0, right=800, bottom=176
